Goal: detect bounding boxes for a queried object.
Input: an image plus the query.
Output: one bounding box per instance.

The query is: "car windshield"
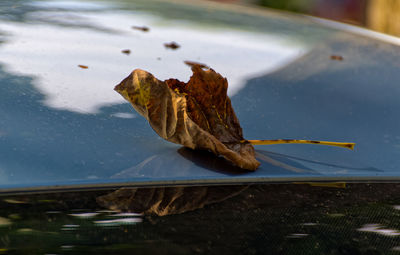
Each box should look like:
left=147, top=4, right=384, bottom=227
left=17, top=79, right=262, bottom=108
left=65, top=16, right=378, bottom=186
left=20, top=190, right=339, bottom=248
left=1, top=0, right=400, bottom=192
left=1, top=1, right=400, bottom=254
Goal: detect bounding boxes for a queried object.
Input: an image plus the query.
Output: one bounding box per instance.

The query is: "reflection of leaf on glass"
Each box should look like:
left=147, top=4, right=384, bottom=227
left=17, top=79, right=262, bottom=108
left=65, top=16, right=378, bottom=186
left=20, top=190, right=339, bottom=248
left=97, top=186, right=248, bottom=216
left=115, top=64, right=354, bottom=171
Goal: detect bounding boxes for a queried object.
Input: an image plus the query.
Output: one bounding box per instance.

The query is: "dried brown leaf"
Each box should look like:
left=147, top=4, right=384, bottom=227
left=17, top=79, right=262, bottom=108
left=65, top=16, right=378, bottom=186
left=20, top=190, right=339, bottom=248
left=121, top=49, right=131, bottom=55
left=114, top=65, right=260, bottom=170
left=164, top=42, right=180, bottom=50
left=330, top=55, right=344, bottom=61
left=132, top=26, right=149, bottom=32
left=184, top=60, right=209, bottom=69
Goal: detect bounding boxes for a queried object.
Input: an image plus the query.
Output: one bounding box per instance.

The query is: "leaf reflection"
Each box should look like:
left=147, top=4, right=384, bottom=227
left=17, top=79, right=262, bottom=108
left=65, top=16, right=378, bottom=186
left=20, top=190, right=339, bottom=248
left=97, top=185, right=248, bottom=216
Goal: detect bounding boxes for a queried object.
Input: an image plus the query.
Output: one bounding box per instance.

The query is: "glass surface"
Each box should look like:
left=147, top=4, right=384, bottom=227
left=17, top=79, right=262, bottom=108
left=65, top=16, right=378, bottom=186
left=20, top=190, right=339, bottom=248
left=1, top=183, right=400, bottom=254
left=1, top=0, right=400, bottom=191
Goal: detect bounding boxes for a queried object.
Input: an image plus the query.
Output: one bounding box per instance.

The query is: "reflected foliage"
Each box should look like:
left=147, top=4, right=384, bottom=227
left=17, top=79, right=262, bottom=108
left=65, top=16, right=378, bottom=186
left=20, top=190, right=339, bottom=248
left=0, top=0, right=124, bottom=35
left=0, top=0, right=334, bottom=45
left=259, top=0, right=313, bottom=13
left=0, top=0, right=32, bottom=23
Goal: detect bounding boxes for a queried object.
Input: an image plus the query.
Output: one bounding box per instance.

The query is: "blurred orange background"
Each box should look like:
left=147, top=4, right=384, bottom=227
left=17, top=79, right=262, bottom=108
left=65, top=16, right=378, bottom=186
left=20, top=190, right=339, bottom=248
left=210, top=0, right=400, bottom=37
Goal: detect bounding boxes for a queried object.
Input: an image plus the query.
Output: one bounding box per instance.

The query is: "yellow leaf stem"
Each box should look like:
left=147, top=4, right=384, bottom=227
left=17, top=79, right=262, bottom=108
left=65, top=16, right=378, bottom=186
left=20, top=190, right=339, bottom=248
left=244, top=139, right=355, bottom=150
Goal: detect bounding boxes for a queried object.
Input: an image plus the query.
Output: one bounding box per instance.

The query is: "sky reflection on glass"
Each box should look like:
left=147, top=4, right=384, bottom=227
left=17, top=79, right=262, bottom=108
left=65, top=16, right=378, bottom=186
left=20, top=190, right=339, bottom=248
left=1, top=0, right=400, bottom=190
left=0, top=0, right=306, bottom=114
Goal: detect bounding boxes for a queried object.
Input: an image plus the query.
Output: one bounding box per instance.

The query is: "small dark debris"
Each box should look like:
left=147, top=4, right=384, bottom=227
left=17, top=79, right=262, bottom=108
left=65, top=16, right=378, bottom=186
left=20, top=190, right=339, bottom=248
left=164, top=42, right=180, bottom=50
left=330, top=55, right=344, bottom=61
left=132, top=26, right=149, bottom=32
left=184, top=60, right=209, bottom=69
left=121, top=49, right=131, bottom=55
left=78, top=65, right=88, bottom=69
left=157, top=57, right=161, bottom=60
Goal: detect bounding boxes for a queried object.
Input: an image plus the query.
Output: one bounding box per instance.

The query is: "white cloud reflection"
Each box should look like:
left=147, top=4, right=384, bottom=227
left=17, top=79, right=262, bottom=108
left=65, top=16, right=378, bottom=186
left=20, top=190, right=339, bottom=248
left=358, top=224, right=400, bottom=237
left=110, top=212, right=143, bottom=217
left=0, top=1, right=307, bottom=114
left=28, top=1, right=110, bottom=10
left=111, top=112, right=137, bottom=119
left=94, top=218, right=143, bottom=226
left=68, top=212, right=99, bottom=218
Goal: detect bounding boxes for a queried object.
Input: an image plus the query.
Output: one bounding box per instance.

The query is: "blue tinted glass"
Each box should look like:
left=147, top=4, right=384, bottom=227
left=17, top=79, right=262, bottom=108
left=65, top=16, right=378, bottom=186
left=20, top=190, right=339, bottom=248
left=1, top=0, right=400, bottom=191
